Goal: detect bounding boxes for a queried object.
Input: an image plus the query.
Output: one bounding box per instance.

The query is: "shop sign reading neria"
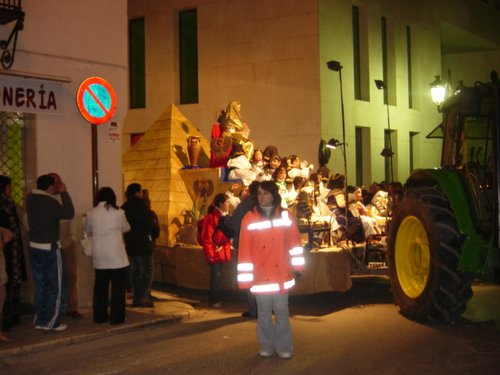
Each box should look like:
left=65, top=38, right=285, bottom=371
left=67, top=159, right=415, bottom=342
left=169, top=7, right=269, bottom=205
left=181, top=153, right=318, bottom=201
left=0, top=75, right=63, bottom=114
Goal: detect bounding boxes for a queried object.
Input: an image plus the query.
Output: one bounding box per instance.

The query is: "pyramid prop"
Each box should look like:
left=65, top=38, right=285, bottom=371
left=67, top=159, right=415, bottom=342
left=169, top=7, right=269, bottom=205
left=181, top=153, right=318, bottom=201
left=122, top=104, right=235, bottom=247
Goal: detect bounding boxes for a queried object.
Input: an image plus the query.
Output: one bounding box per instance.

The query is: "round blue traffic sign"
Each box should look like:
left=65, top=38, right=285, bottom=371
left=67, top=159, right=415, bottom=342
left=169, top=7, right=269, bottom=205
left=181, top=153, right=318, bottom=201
left=77, top=77, right=117, bottom=125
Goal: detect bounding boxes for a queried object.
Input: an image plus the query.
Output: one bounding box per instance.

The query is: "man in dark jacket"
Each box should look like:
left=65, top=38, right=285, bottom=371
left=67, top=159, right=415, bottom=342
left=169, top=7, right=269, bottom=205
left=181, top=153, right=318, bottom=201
left=228, top=181, right=259, bottom=318
left=26, top=174, right=74, bottom=331
left=122, top=183, right=155, bottom=307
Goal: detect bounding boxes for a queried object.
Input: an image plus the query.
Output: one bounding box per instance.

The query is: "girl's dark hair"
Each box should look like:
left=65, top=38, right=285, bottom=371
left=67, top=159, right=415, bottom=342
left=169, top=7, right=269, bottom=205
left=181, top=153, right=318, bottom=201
left=272, top=166, right=288, bottom=181
left=257, top=180, right=282, bottom=217
left=96, top=187, right=118, bottom=209
left=230, top=143, right=245, bottom=157
left=292, top=176, right=306, bottom=191
left=262, top=145, right=279, bottom=161
left=217, top=110, right=226, bottom=124
left=208, top=193, right=229, bottom=214
left=125, top=183, right=141, bottom=200
left=347, top=185, right=357, bottom=194
left=248, top=180, right=260, bottom=196
left=251, top=148, right=263, bottom=160
left=288, top=154, right=299, bottom=166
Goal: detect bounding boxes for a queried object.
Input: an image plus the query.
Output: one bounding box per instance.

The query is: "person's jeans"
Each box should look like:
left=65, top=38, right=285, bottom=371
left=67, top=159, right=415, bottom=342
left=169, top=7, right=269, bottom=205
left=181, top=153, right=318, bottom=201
left=209, top=263, right=223, bottom=306
left=255, top=292, right=292, bottom=354
left=29, top=246, right=67, bottom=328
left=130, top=255, right=153, bottom=305
left=93, top=267, right=128, bottom=324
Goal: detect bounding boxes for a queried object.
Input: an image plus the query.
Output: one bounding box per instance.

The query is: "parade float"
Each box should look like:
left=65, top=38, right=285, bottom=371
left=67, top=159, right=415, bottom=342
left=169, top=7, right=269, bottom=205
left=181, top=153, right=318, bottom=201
left=122, top=104, right=353, bottom=294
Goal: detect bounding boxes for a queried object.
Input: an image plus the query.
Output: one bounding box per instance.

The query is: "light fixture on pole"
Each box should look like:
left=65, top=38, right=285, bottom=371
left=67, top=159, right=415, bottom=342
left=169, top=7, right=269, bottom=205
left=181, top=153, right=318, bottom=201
left=326, top=60, right=349, bottom=242
left=326, top=138, right=344, bottom=149
left=430, top=75, right=446, bottom=108
left=374, top=79, right=394, bottom=183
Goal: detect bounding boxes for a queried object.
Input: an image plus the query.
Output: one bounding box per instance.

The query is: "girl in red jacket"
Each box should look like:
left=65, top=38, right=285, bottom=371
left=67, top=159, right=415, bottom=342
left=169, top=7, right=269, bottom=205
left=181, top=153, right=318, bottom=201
left=237, top=181, right=305, bottom=359
left=201, top=193, right=231, bottom=307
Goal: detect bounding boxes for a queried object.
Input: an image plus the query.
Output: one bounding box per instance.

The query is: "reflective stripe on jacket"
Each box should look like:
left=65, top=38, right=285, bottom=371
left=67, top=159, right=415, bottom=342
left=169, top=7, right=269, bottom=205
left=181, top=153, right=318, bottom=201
left=237, top=207, right=304, bottom=294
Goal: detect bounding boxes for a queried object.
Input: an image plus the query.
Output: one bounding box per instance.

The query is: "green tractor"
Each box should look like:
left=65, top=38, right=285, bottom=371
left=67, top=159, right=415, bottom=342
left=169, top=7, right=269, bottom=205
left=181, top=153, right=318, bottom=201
left=387, top=71, right=500, bottom=323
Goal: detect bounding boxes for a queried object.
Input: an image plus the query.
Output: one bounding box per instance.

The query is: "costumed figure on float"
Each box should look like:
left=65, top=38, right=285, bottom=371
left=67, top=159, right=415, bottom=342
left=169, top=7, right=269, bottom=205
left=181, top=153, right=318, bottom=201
left=220, top=100, right=254, bottom=160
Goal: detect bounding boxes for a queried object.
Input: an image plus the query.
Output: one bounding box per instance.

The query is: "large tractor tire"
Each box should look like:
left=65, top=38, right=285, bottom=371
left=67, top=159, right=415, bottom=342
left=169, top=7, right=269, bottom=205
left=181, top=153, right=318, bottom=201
left=387, top=186, right=473, bottom=323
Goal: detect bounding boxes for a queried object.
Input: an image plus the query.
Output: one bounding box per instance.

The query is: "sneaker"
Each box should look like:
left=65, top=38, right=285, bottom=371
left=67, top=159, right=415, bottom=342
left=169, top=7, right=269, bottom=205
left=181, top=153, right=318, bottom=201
left=278, top=352, right=292, bottom=359
left=35, top=325, right=46, bottom=330
left=49, top=323, right=68, bottom=332
left=210, top=302, right=222, bottom=308
left=258, top=350, right=273, bottom=358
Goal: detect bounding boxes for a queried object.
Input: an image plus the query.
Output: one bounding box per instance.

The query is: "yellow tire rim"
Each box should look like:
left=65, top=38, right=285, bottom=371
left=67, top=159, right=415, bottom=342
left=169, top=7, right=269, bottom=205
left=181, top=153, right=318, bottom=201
left=395, top=216, right=431, bottom=298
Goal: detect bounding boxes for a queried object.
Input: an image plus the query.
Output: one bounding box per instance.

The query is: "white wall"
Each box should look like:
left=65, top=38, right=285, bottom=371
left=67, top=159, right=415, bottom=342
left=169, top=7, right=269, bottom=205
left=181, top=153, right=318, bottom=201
left=13, top=0, right=128, bottom=212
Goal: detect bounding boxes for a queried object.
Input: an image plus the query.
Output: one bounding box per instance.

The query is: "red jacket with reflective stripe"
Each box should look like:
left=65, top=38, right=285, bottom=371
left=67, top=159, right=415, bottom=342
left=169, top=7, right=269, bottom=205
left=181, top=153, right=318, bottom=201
left=237, top=207, right=304, bottom=293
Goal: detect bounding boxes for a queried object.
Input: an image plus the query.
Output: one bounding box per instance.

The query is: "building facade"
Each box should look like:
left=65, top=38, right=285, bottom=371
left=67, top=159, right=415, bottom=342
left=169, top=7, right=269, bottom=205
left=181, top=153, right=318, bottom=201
left=0, top=0, right=128, bottom=306
left=125, top=0, right=500, bottom=187
left=0, top=0, right=499, bottom=299
left=1, top=0, right=127, bottom=212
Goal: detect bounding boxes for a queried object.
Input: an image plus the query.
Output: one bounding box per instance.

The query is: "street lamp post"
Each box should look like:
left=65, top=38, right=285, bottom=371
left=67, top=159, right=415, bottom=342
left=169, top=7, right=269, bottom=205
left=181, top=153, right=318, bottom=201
left=326, top=60, right=349, bottom=243
left=374, top=79, right=394, bottom=183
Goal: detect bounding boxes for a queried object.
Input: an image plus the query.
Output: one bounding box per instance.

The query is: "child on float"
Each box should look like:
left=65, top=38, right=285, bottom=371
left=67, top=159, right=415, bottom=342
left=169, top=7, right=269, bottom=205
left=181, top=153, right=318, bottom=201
left=262, top=145, right=279, bottom=164
left=226, top=144, right=257, bottom=187
left=262, top=154, right=282, bottom=181
left=250, top=148, right=266, bottom=180
left=348, top=186, right=380, bottom=237
left=225, top=183, right=243, bottom=214
left=315, top=166, right=331, bottom=202
left=272, top=166, right=294, bottom=208
left=287, top=154, right=314, bottom=180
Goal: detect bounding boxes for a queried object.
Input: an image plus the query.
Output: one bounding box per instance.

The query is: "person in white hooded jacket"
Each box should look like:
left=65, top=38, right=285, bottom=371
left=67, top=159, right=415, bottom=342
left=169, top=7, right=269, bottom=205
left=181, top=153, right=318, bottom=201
left=84, top=187, right=130, bottom=325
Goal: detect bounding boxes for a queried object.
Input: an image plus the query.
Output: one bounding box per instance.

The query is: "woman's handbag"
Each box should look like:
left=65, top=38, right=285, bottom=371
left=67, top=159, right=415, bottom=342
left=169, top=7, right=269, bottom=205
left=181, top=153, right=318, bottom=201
left=80, top=233, right=92, bottom=256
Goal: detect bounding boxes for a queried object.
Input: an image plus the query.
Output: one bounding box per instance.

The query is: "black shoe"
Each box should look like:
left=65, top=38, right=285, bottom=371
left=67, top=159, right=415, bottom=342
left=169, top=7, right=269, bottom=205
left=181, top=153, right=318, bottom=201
left=66, top=311, right=84, bottom=319
left=241, top=311, right=257, bottom=319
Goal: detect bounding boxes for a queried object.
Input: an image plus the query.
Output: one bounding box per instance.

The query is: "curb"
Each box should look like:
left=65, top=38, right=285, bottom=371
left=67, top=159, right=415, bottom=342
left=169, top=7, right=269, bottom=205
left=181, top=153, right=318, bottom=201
left=0, top=310, right=198, bottom=360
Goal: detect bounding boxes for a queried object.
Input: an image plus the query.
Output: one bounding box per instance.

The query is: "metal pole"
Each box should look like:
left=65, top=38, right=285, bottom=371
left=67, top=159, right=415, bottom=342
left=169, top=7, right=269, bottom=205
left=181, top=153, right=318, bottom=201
left=91, top=124, right=98, bottom=205
left=491, top=70, right=500, bottom=249
left=385, top=100, right=394, bottom=183
left=338, top=68, right=349, bottom=241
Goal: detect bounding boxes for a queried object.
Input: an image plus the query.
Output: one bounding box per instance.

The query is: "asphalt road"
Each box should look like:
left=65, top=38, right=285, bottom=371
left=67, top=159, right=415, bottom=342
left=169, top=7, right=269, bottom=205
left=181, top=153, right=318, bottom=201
left=2, top=277, right=499, bottom=375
